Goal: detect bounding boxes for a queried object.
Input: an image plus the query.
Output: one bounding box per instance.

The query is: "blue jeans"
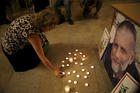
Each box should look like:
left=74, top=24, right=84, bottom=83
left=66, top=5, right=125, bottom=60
left=52, top=0, right=71, bottom=20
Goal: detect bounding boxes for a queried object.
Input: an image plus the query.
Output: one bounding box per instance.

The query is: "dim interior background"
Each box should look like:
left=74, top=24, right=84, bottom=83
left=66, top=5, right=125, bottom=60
left=0, top=0, right=140, bottom=93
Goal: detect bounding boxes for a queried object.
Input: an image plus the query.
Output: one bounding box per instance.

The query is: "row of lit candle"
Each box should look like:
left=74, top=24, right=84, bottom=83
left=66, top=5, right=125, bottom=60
left=67, top=80, right=89, bottom=86
left=61, top=62, right=85, bottom=67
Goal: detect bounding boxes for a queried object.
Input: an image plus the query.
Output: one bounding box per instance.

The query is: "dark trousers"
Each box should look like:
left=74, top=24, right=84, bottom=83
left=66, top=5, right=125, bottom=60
left=2, top=44, right=41, bottom=72
left=83, top=0, right=102, bottom=16
left=32, top=0, right=49, bottom=12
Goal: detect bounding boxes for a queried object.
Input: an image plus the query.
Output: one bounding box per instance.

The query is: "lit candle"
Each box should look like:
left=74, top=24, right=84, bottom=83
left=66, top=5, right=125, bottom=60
left=74, top=53, right=77, bottom=56
left=66, top=64, right=70, bottom=67
left=82, top=55, right=86, bottom=58
left=79, top=52, right=82, bottom=55
left=85, top=83, right=89, bottom=87
left=61, top=64, right=65, bottom=67
left=74, top=81, right=78, bottom=84
left=68, top=80, right=72, bottom=83
left=81, top=69, right=85, bottom=72
left=91, top=65, right=95, bottom=69
left=68, top=52, right=71, bottom=55
left=76, top=74, right=80, bottom=78
left=81, top=58, right=85, bottom=61
left=64, top=85, right=70, bottom=93
left=84, top=75, right=88, bottom=79
left=67, top=72, right=71, bottom=75
left=62, top=72, right=65, bottom=75
left=75, top=49, right=78, bottom=52
left=73, top=70, right=76, bottom=73
left=80, top=63, right=84, bottom=66
left=73, top=57, right=77, bottom=60
left=75, top=92, right=78, bottom=93
left=66, top=57, right=69, bottom=60
left=86, top=72, right=90, bottom=75
left=61, top=60, right=65, bottom=63
left=75, top=62, right=78, bottom=65
left=69, top=57, right=73, bottom=63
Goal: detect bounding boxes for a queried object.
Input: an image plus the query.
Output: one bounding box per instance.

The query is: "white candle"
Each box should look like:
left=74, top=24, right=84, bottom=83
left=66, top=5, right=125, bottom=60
left=64, top=85, right=70, bottom=93
left=81, top=69, right=85, bottom=72
left=68, top=52, right=71, bottom=55
left=68, top=80, right=72, bottom=83
left=62, top=72, right=65, bottom=75
left=67, top=72, right=71, bottom=75
left=84, top=75, right=88, bottom=79
left=66, top=64, right=70, bottom=67
left=76, top=74, right=80, bottom=78
left=81, top=58, right=85, bottom=61
left=75, top=62, right=78, bottom=65
left=79, top=52, right=82, bottom=55
left=66, top=57, right=69, bottom=60
left=75, top=49, right=78, bottom=52
left=80, top=63, right=84, bottom=66
left=61, top=64, right=65, bottom=67
left=91, top=65, right=95, bottom=69
left=74, top=53, right=77, bottom=56
left=82, top=55, right=86, bottom=58
left=86, top=72, right=90, bottom=75
left=73, top=70, right=76, bottom=73
left=85, top=83, right=89, bottom=87
left=73, top=57, right=77, bottom=60
left=74, top=81, right=78, bottom=84
left=69, top=57, right=73, bottom=63
left=61, top=60, right=65, bottom=63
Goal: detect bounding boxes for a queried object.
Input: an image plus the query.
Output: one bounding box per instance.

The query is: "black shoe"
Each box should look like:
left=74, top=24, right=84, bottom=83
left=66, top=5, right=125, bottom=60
left=67, top=19, right=74, bottom=25
left=58, top=18, right=65, bottom=24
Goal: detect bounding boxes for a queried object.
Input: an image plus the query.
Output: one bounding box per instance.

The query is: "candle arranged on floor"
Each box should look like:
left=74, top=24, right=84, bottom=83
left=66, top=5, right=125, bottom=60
left=64, top=85, right=70, bottom=93
left=60, top=49, right=95, bottom=93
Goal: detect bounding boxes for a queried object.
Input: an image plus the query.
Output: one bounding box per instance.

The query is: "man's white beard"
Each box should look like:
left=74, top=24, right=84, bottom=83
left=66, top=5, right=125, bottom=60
left=111, top=54, right=131, bottom=74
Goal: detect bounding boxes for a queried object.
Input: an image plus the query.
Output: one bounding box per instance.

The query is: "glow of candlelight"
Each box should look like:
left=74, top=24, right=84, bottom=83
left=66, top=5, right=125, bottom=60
left=73, top=70, right=76, bottom=73
left=81, top=69, right=85, bottom=72
left=86, top=72, right=90, bottom=75
left=66, top=64, right=70, bottom=67
left=80, top=63, right=84, bottom=66
left=61, top=64, right=65, bottom=67
left=69, top=57, right=73, bottom=63
left=68, top=80, right=72, bottom=83
left=61, top=61, right=65, bottom=63
left=64, top=85, right=70, bottom=93
left=74, top=81, right=78, bottom=84
left=85, top=83, right=89, bottom=86
left=91, top=65, right=95, bottom=69
left=76, top=74, right=80, bottom=78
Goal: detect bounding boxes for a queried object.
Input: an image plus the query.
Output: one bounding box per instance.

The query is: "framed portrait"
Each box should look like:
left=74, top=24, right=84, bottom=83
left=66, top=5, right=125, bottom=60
left=101, top=11, right=140, bottom=88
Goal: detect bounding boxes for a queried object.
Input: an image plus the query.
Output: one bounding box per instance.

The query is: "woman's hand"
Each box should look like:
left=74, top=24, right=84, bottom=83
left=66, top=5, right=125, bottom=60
left=54, top=69, right=64, bottom=77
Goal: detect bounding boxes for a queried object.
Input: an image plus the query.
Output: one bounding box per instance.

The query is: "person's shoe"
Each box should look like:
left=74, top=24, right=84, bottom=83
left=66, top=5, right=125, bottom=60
left=67, top=19, right=74, bottom=25
left=57, top=18, right=65, bottom=24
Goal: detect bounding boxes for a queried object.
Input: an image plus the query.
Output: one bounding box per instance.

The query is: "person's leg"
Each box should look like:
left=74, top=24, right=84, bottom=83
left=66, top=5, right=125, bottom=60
left=94, top=0, right=102, bottom=16
left=64, top=0, right=73, bottom=24
left=52, top=0, right=65, bottom=24
left=83, top=2, right=91, bottom=17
